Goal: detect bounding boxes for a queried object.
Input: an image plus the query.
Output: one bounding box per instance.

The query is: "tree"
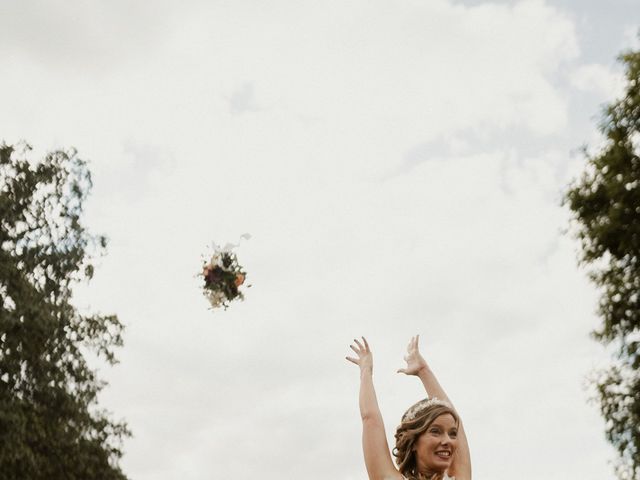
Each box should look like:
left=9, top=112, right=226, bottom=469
left=0, top=142, right=129, bottom=479
left=564, top=44, right=640, bottom=480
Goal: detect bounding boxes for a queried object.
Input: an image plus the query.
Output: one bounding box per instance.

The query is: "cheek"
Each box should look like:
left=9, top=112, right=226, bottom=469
left=416, top=435, right=437, bottom=452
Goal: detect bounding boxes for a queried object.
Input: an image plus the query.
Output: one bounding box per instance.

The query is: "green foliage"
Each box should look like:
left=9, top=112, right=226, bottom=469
left=564, top=45, right=640, bottom=480
left=0, top=143, right=129, bottom=479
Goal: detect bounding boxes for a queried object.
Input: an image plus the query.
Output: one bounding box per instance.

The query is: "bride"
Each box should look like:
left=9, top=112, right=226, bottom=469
left=346, top=335, right=471, bottom=480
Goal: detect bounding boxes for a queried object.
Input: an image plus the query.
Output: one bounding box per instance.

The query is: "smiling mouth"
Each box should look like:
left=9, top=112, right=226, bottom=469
left=435, top=451, right=451, bottom=459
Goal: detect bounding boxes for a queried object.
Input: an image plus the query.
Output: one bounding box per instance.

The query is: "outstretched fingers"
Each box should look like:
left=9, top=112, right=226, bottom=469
left=350, top=343, right=364, bottom=361
left=346, top=339, right=361, bottom=364
left=353, top=337, right=370, bottom=354
left=346, top=337, right=372, bottom=368
left=354, top=337, right=370, bottom=352
left=408, top=334, right=420, bottom=352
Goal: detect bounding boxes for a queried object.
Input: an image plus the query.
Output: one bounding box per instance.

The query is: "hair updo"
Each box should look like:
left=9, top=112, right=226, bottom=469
left=393, top=398, right=459, bottom=480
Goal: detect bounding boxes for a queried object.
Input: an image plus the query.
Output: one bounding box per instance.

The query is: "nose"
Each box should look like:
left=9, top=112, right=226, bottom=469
left=441, top=434, right=454, bottom=445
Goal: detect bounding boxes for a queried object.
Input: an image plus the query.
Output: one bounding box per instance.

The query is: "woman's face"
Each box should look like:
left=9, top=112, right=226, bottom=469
left=414, top=413, right=458, bottom=473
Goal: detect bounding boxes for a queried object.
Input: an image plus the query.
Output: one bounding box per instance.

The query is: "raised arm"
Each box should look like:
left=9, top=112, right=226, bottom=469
left=397, top=335, right=472, bottom=480
left=346, top=337, right=403, bottom=480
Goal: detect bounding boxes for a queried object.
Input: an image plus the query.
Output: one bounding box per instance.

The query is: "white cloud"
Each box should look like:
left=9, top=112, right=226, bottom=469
left=0, top=0, right=623, bottom=479
left=570, top=63, right=625, bottom=97
left=0, top=0, right=179, bottom=71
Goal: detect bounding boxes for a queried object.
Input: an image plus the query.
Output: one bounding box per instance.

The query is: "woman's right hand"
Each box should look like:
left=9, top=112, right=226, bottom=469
left=346, top=337, right=373, bottom=373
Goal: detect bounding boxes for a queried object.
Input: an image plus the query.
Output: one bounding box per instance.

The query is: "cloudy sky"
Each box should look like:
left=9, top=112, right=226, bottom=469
left=2, top=0, right=639, bottom=479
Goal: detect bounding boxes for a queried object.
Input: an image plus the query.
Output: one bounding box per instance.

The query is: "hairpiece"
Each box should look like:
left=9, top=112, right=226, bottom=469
left=402, top=397, right=453, bottom=422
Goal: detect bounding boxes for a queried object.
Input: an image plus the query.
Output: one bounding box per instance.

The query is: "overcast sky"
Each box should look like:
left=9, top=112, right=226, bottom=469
left=2, top=1, right=639, bottom=479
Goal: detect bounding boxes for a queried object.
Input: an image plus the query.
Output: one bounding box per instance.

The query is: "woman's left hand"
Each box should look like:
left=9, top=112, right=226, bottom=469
left=397, top=334, right=428, bottom=376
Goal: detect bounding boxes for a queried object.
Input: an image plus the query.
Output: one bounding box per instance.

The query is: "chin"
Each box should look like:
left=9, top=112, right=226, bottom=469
left=431, top=458, right=452, bottom=470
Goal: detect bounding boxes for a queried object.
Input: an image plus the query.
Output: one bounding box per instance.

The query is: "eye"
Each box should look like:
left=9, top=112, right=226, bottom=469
left=449, top=430, right=458, bottom=438
left=429, top=428, right=441, bottom=434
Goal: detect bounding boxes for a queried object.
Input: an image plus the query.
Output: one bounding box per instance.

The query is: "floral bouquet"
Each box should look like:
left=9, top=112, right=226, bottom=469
left=200, top=234, right=250, bottom=310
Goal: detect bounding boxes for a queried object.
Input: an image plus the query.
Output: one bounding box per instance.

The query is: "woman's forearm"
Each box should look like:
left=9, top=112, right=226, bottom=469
left=417, top=365, right=453, bottom=406
left=359, top=367, right=399, bottom=480
left=359, top=367, right=383, bottom=421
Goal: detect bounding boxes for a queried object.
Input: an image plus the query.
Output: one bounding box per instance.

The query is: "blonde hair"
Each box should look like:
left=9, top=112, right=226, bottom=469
left=393, top=399, right=459, bottom=480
